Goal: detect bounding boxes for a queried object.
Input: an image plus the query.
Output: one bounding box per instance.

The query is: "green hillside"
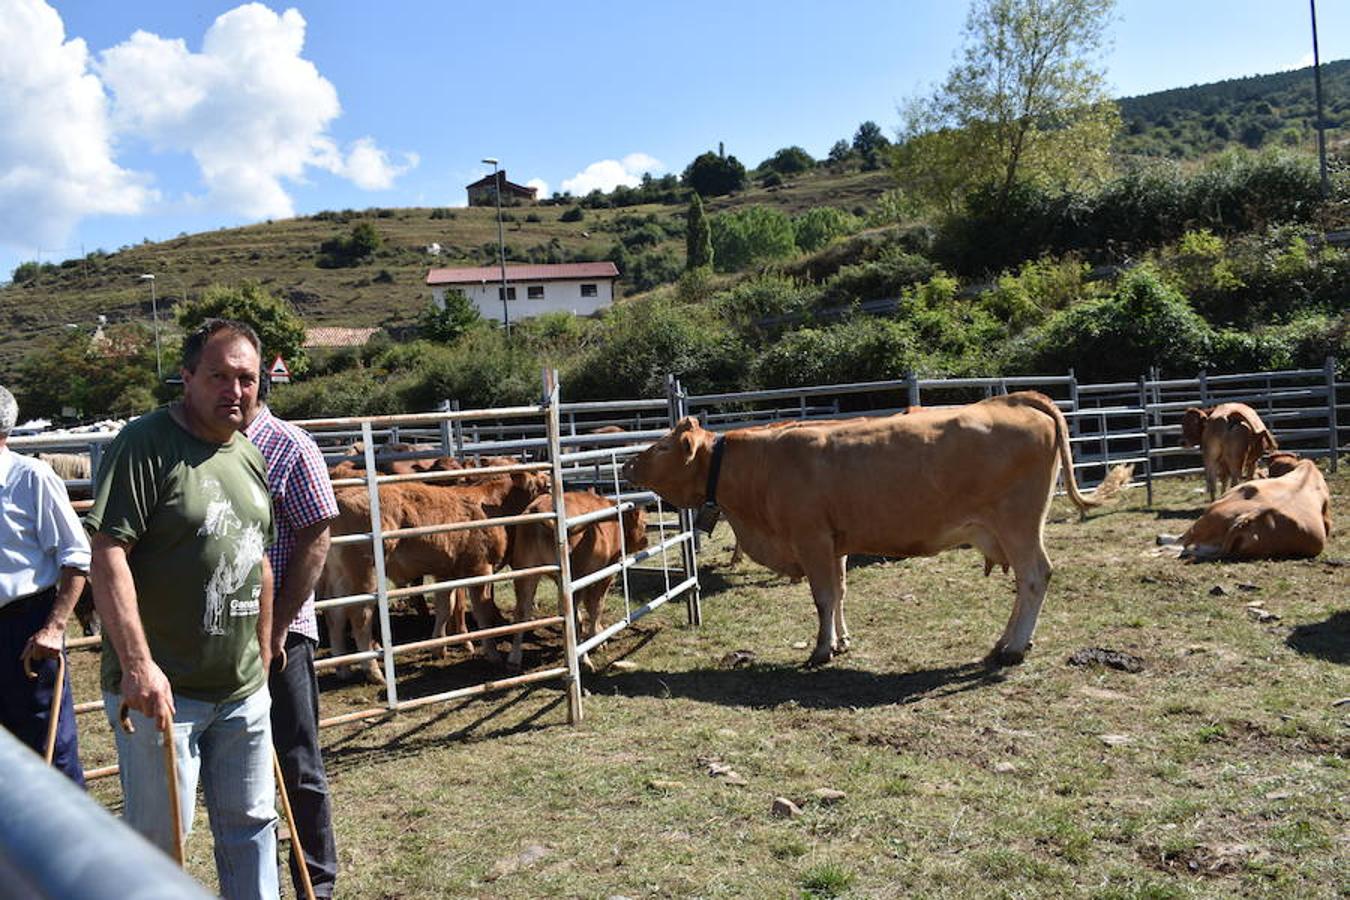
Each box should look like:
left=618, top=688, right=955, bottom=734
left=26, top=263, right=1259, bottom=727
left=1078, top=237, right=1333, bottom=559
left=1116, top=59, right=1350, bottom=158
left=0, top=170, right=894, bottom=379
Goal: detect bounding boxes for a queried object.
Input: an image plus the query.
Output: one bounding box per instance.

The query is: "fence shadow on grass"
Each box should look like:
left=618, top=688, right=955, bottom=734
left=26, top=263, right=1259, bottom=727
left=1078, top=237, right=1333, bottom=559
left=583, top=659, right=999, bottom=711
left=1285, top=609, right=1349, bottom=665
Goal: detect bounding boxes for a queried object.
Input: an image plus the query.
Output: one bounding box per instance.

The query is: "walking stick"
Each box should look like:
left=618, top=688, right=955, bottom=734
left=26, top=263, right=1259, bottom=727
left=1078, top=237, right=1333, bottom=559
left=119, top=702, right=186, bottom=867
left=23, top=652, right=66, bottom=765
left=273, top=748, right=318, bottom=900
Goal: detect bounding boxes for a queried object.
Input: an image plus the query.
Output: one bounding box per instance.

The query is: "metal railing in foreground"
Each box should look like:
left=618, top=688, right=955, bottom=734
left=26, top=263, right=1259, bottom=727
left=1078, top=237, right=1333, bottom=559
left=0, top=728, right=211, bottom=899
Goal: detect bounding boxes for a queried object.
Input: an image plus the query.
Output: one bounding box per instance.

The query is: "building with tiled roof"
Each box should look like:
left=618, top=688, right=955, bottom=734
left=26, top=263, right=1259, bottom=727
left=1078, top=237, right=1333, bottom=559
left=303, top=326, right=381, bottom=349
left=426, top=262, right=620, bottom=322
left=465, top=171, right=537, bottom=206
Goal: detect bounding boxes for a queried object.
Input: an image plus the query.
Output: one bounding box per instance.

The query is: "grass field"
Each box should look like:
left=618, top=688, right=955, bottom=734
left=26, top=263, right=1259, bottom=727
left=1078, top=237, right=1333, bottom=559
left=68, top=467, right=1346, bottom=899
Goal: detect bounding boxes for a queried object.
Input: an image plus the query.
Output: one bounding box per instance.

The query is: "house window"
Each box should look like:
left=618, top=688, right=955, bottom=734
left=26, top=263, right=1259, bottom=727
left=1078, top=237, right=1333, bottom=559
left=497, top=286, right=517, bottom=301
left=527, top=285, right=545, bottom=300
left=580, top=283, right=598, bottom=298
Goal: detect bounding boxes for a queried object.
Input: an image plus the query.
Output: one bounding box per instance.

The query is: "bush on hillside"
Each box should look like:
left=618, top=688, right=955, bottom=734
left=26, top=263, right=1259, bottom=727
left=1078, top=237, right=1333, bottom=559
left=979, top=254, right=1102, bottom=332
left=564, top=298, right=747, bottom=400
left=793, top=207, right=861, bottom=253
left=710, top=206, right=797, bottom=272
left=752, top=317, right=921, bottom=389
left=1002, top=265, right=1214, bottom=380
left=682, top=151, right=748, bottom=197
left=560, top=206, right=585, bottom=222
left=269, top=369, right=408, bottom=419
left=758, top=146, right=816, bottom=177
left=816, top=250, right=938, bottom=308
left=176, top=281, right=309, bottom=375
left=317, top=222, right=381, bottom=268
left=712, top=275, right=820, bottom=345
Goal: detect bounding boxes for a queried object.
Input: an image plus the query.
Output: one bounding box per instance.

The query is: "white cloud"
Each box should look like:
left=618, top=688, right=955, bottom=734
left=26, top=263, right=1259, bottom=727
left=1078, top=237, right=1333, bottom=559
left=97, top=3, right=415, bottom=219
left=561, top=152, right=665, bottom=195
left=1283, top=52, right=1315, bottom=71
left=0, top=0, right=153, bottom=254
left=525, top=177, right=549, bottom=199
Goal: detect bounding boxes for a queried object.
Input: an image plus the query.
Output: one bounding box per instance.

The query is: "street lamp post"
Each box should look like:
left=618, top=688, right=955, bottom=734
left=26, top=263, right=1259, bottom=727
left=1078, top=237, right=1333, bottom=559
left=139, top=273, right=163, bottom=382
left=481, top=157, right=511, bottom=338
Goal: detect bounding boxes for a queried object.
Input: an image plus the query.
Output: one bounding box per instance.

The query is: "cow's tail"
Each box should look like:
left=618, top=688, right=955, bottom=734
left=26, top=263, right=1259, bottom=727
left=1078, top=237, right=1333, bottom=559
left=1020, top=392, right=1102, bottom=514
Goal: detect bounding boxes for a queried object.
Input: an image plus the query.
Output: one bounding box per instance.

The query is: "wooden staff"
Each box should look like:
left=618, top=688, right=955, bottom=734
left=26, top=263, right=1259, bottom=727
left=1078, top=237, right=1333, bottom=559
left=272, top=749, right=317, bottom=900
left=23, top=652, right=66, bottom=765
left=118, top=702, right=185, bottom=867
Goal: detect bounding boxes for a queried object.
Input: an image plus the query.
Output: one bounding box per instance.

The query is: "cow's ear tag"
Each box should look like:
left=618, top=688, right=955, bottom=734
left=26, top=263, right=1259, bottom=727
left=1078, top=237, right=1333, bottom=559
left=695, top=503, right=721, bottom=535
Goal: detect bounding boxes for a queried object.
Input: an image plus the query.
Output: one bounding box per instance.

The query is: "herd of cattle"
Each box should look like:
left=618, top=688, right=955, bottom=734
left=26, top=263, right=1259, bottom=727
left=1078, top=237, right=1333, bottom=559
left=35, top=391, right=1335, bottom=675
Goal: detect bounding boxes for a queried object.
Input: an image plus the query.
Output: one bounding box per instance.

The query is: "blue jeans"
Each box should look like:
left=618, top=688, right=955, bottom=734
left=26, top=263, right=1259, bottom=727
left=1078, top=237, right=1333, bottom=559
left=105, top=686, right=279, bottom=900
left=1, top=588, right=83, bottom=786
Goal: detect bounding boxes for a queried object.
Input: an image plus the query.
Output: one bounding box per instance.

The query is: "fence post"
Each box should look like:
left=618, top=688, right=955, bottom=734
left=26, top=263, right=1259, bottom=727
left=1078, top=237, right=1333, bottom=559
left=1138, top=375, right=1153, bottom=507
left=1198, top=369, right=1209, bottom=406
left=543, top=370, right=584, bottom=724
left=667, top=375, right=702, bottom=626
left=906, top=373, right=920, bottom=409
left=360, top=422, right=399, bottom=707
left=1068, top=369, right=1080, bottom=438
left=450, top=400, right=465, bottom=459
left=437, top=400, right=453, bottom=458
left=1327, top=356, right=1339, bottom=472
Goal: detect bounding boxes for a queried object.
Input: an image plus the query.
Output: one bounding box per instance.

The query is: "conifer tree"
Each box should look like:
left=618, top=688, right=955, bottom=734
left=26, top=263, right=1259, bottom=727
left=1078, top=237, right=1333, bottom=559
left=685, top=192, right=713, bottom=270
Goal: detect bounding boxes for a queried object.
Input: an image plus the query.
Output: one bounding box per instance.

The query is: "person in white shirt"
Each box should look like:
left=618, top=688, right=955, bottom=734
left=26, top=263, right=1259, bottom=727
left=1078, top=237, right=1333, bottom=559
left=0, top=385, right=90, bottom=784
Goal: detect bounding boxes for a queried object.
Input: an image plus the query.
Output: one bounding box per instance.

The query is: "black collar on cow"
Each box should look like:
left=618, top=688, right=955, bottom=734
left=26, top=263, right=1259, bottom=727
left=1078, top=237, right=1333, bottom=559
left=704, top=434, right=726, bottom=506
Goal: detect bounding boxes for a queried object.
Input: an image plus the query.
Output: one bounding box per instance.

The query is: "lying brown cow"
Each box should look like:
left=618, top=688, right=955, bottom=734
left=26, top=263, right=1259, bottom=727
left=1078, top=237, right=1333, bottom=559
left=623, top=392, right=1103, bottom=668
left=1181, top=403, right=1277, bottom=500
left=506, top=491, right=648, bottom=672
left=1180, top=453, right=1331, bottom=560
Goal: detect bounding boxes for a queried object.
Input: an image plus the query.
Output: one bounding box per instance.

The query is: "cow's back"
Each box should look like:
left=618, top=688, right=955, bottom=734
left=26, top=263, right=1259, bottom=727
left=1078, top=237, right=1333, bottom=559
left=721, top=392, right=1061, bottom=560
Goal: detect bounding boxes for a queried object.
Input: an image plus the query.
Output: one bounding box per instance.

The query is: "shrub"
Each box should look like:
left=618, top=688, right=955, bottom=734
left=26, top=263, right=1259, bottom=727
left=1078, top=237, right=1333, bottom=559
left=400, top=329, right=540, bottom=411
left=624, top=249, right=683, bottom=292
left=752, top=316, right=920, bottom=389
left=793, top=207, right=861, bottom=253
left=560, top=206, right=585, bottom=223
left=525, top=212, right=541, bottom=223
left=565, top=298, right=747, bottom=400
left=11, top=261, right=40, bottom=284
left=709, top=206, right=797, bottom=272
left=712, top=275, right=820, bottom=344
left=980, top=254, right=1100, bottom=332
left=1003, top=264, right=1214, bottom=380
left=817, top=250, right=938, bottom=308
left=759, top=145, right=815, bottom=176
left=682, top=151, right=748, bottom=197
left=418, top=293, right=482, bottom=343
left=269, top=369, right=407, bottom=418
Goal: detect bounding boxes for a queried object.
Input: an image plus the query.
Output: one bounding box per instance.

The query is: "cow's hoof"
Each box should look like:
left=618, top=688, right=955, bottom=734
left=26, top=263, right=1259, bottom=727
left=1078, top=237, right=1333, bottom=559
left=505, top=660, right=523, bottom=676
left=983, top=643, right=1028, bottom=669
left=580, top=654, right=596, bottom=674
left=833, top=637, right=851, bottom=655
left=363, top=665, right=386, bottom=685
left=803, top=650, right=833, bottom=669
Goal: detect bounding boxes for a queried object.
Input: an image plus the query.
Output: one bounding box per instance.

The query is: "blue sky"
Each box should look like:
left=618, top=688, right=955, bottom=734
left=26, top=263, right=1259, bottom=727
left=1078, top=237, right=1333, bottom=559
left=2, top=0, right=1346, bottom=282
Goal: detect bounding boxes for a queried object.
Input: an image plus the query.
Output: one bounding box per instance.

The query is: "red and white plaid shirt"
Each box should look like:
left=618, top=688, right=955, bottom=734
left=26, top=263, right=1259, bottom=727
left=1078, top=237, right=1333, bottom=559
left=246, top=405, right=339, bottom=642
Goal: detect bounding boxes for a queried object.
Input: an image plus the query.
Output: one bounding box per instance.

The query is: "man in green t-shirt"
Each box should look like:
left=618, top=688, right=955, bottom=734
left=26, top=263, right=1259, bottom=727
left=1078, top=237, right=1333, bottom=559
left=88, top=319, right=280, bottom=899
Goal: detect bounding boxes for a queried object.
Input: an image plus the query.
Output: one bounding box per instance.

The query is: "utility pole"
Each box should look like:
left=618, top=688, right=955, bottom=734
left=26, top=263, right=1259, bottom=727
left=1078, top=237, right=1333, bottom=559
left=482, top=157, right=511, bottom=338
left=1310, top=0, right=1330, bottom=198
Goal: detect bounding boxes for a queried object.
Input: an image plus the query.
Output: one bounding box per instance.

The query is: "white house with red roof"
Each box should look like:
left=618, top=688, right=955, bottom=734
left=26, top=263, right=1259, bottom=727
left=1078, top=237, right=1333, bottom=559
left=426, top=261, right=620, bottom=322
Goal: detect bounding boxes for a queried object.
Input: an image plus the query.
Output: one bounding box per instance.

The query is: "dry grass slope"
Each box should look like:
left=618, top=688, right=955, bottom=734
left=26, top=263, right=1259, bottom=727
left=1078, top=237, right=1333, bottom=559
left=66, top=468, right=1346, bottom=898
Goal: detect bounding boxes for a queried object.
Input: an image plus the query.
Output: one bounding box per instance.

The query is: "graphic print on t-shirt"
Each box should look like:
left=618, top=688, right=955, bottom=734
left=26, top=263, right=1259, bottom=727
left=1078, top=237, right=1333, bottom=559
left=197, top=478, right=265, bottom=635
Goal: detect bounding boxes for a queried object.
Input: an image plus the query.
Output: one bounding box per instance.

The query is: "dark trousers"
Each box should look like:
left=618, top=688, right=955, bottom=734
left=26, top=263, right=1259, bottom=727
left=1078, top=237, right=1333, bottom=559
left=0, top=588, right=84, bottom=786
left=270, top=632, right=337, bottom=898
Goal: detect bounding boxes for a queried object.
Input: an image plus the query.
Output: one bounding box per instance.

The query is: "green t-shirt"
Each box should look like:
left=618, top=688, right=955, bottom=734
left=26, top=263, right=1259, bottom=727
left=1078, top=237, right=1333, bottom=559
left=86, top=408, right=274, bottom=703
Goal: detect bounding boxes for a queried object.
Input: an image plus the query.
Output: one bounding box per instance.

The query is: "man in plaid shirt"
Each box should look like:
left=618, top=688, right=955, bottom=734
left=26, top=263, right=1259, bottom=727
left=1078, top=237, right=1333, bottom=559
left=242, top=374, right=340, bottom=899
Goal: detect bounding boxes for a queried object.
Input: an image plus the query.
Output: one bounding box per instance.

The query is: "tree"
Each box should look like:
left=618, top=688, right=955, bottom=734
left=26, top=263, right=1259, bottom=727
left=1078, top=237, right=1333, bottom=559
left=681, top=150, right=748, bottom=197
left=852, top=121, right=890, bottom=171
left=176, top=282, right=309, bottom=376
left=419, top=292, right=481, bottom=343
left=793, top=207, right=860, bottom=252
left=685, top=193, right=714, bottom=270
left=709, top=206, right=797, bottom=271
left=826, top=139, right=853, bottom=168
left=16, top=323, right=160, bottom=420
left=896, top=0, right=1120, bottom=214
left=759, top=145, right=816, bottom=176
left=318, top=222, right=381, bottom=267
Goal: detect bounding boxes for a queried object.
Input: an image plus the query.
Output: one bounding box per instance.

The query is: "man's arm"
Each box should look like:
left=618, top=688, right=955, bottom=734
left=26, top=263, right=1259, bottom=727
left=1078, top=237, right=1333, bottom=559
left=257, top=555, right=274, bottom=674
left=90, top=532, right=174, bottom=730
left=21, top=566, right=87, bottom=663
left=270, top=520, right=331, bottom=656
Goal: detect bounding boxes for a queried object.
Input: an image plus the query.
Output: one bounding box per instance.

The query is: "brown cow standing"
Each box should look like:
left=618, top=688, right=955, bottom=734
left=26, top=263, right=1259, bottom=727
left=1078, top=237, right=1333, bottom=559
left=623, top=392, right=1103, bottom=669
left=1181, top=403, right=1278, bottom=500
left=506, top=491, right=648, bottom=673
left=320, top=464, right=547, bottom=680
left=1180, top=453, right=1331, bottom=560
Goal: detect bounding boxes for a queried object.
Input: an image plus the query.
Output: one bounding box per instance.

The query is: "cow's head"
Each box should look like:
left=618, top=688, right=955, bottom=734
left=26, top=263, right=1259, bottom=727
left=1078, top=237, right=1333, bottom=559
left=621, top=503, right=649, bottom=553
left=621, top=416, right=709, bottom=509
left=1180, top=407, right=1210, bottom=447
left=1263, top=451, right=1302, bottom=478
